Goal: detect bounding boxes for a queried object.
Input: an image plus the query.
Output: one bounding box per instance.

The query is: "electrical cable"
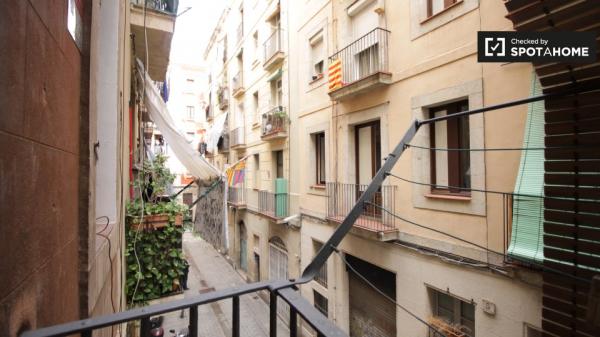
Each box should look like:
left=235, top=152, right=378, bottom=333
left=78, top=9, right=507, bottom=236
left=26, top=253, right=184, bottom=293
left=334, top=250, right=450, bottom=337
left=364, top=201, right=592, bottom=285
left=95, top=216, right=117, bottom=313
left=404, top=143, right=592, bottom=152
left=384, top=172, right=600, bottom=203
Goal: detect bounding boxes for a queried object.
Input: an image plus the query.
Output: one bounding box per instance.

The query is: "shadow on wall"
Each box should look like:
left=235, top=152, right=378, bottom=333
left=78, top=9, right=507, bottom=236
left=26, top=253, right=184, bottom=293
left=193, top=182, right=226, bottom=251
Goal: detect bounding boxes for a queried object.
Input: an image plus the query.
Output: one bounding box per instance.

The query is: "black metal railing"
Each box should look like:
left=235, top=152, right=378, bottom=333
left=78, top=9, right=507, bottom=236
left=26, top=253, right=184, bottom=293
left=264, top=29, right=282, bottom=63
left=327, top=182, right=396, bottom=232
left=232, top=71, right=244, bottom=94
left=261, top=106, right=288, bottom=138
left=329, top=28, right=390, bottom=88
left=258, top=190, right=289, bottom=219
left=230, top=126, right=245, bottom=147
left=130, top=0, right=178, bottom=15
left=228, top=185, right=246, bottom=206
left=21, top=280, right=346, bottom=337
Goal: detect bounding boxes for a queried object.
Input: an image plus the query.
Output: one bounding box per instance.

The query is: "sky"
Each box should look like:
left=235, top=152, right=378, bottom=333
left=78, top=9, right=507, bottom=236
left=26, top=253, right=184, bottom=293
left=169, top=0, right=227, bottom=67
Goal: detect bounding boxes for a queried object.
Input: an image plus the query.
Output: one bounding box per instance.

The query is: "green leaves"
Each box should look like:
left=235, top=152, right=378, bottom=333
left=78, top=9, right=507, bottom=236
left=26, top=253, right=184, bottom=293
left=125, top=222, right=187, bottom=305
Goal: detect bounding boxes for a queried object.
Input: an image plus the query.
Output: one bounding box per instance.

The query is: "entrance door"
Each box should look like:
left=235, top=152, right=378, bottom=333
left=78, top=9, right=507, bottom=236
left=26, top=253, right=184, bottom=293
left=269, top=237, right=289, bottom=324
left=347, top=255, right=396, bottom=337
left=239, top=222, right=247, bottom=271
left=355, top=121, right=382, bottom=217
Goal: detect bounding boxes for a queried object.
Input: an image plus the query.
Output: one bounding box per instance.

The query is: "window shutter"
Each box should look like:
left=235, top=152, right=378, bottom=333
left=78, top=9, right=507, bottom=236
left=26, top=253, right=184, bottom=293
left=507, top=74, right=545, bottom=263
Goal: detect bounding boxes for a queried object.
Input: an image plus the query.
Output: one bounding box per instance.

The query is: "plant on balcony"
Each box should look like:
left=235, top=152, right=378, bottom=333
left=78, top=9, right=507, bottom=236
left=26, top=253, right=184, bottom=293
left=125, top=153, right=189, bottom=304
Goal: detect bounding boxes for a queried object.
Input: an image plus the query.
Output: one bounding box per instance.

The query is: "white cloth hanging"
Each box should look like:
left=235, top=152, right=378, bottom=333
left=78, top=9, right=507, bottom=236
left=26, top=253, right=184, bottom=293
left=137, top=60, right=221, bottom=181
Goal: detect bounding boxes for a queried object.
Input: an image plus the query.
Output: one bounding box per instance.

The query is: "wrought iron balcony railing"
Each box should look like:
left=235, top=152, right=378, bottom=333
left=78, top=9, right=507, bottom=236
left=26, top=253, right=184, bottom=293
left=230, top=126, right=245, bottom=148
left=258, top=190, right=289, bottom=219
left=328, top=28, right=390, bottom=89
left=232, top=71, right=244, bottom=96
left=130, top=0, right=178, bottom=15
left=261, top=106, right=288, bottom=139
left=228, top=185, right=246, bottom=207
left=327, top=182, right=397, bottom=233
left=264, top=29, right=283, bottom=64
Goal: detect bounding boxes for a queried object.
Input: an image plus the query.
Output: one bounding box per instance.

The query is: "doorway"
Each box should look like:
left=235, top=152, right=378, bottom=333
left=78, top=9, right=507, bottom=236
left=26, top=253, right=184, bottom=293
left=354, top=121, right=382, bottom=218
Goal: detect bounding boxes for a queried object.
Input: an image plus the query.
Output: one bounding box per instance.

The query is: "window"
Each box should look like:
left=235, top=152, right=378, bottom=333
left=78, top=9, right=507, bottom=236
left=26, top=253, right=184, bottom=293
left=313, top=291, right=328, bottom=317
left=429, top=100, right=470, bottom=194
left=427, top=0, right=459, bottom=18
left=313, top=241, right=327, bottom=287
left=253, top=91, right=260, bottom=124
left=253, top=154, right=260, bottom=189
left=270, top=78, right=283, bottom=107
left=185, top=78, right=194, bottom=93
left=275, top=150, right=284, bottom=178
left=186, top=105, right=195, bottom=120
left=431, top=289, right=475, bottom=337
left=314, top=132, right=326, bottom=186
left=309, top=31, right=324, bottom=81
left=252, top=31, right=259, bottom=59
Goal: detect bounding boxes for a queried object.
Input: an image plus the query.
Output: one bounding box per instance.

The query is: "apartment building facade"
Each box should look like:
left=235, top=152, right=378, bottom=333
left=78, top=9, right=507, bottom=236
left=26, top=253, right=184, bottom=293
left=202, top=0, right=302, bottom=316
left=289, top=1, right=545, bottom=337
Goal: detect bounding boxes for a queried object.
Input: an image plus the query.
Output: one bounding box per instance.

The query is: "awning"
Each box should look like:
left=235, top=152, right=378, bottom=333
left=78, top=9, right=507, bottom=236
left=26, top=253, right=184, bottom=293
left=137, top=60, right=221, bottom=181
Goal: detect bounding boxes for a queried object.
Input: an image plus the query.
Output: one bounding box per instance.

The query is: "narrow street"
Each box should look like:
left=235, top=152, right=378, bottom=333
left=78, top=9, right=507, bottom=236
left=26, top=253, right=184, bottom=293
left=161, top=232, right=289, bottom=337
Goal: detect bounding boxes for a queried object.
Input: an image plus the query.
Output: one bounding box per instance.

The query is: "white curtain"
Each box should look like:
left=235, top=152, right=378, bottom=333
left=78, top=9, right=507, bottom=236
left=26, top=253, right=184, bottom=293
left=138, top=60, right=221, bottom=181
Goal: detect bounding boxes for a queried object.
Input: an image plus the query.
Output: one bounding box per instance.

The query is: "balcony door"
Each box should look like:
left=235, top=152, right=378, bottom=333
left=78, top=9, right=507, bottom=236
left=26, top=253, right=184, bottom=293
left=355, top=121, right=382, bottom=218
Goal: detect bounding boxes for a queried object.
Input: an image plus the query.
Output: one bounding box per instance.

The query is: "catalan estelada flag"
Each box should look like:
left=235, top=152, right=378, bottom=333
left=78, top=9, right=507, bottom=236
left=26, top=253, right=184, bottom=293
left=328, top=58, right=342, bottom=91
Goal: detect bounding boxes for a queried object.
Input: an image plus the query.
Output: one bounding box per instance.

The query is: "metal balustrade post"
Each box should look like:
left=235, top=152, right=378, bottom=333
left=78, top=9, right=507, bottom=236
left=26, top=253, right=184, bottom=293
left=289, top=306, right=297, bottom=337
left=81, top=330, right=92, bottom=337
left=189, top=306, right=198, bottom=337
left=140, top=317, right=150, bottom=337
left=232, top=296, right=240, bottom=337
left=270, top=292, right=278, bottom=337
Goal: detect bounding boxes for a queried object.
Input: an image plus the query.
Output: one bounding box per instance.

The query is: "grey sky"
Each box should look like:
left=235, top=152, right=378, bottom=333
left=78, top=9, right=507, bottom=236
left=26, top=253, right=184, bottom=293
left=170, top=0, right=226, bottom=66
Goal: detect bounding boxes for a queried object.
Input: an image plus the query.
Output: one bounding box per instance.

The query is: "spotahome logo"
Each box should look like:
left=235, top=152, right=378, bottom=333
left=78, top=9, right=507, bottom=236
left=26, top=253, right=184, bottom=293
left=478, top=31, right=597, bottom=63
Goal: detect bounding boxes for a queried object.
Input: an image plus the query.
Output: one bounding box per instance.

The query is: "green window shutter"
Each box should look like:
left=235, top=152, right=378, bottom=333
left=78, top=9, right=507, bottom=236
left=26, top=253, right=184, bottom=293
left=275, top=178, right=288, bottom=217
left=507, top=73, right=545, bottom=263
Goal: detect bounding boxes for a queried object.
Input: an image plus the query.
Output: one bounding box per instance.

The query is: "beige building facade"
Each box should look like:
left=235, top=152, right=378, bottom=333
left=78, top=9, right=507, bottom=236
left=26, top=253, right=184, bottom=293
left=290, top=1, right=544, bottom=337
left=203, top=0, right=544, bottom=336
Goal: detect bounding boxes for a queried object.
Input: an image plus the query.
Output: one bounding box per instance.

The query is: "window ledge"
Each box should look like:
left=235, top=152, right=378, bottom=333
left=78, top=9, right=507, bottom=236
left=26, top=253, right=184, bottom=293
left=309, top=74, right=324, bottom=85
left=311, top=184, right=326, bottom=190
left=420, top=0, right=464, bottom=24
left=252, top=122, right=260, bottom=129
left=425, top=193, right=471, bottom=201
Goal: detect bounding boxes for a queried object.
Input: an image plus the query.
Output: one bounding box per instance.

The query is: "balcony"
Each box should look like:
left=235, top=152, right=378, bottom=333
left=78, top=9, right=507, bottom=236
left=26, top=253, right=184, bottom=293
left=228, top=185, right=246, bottom=208
left=258, top=190, right=289, bottom=220
left=263, top=29, right=284, bottom=70
left=130, top=0, right=178, bottom=81
left=261, top=106, right=288, bottom=140
left=230, top=126, right=246, bottom=149
left=232, top=71, right=245, bottom=98
left=217, top=86, right=229, bottom=111
left=327, top=182, right=398, bottom=241
left=328, top=28, right=391, bottom=101
left=205, top=104, right=214, bottom=121
left=218, top=132, right=230, bottom=153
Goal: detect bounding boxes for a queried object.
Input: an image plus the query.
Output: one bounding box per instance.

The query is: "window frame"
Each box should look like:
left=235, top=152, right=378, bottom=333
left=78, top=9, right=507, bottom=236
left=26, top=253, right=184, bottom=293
left=313, top=290, right=328, bottom=317
left=429, top=100, right=470, bottom=196
left=426, top=0, right=460, bottom=19
left=432, top=290, right=475, bottom=336
left=312, top=240, right=328, bottom=287
left=186, top=105, right=195, bottom=120
left=314, top=132, right=326, bottom=186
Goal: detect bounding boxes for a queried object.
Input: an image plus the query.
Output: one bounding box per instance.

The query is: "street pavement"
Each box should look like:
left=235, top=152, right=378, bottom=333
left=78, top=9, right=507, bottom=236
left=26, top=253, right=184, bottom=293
left=160, top=232, right=290, bottom=337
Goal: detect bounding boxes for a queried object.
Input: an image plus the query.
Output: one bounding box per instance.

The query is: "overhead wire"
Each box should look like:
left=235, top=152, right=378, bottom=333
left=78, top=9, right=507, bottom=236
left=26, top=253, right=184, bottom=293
left=404, top=143, right=592, bottom=152
left=364, top=201, right=592, bottom=285
left=95, top=216, right=117, bottom=313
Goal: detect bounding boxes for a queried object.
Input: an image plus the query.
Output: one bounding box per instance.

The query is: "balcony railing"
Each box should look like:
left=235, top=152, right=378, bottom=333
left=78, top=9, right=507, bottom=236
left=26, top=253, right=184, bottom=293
left=130, top=0, right=178, bottom=15
left=228, top=185, right=246, bottom=207
left=261, top=106, right=288, bottom=139
left=230, top=126, right=245, bottom=148
left=232, top=71, right=244, bottom=96
left=264, top=29, right=283, bottom=65
left=258, top=190, right=289, bottom=219
left=327, top=182, right=397, bottom=233
left=328, top=28, right=390, bottom=89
